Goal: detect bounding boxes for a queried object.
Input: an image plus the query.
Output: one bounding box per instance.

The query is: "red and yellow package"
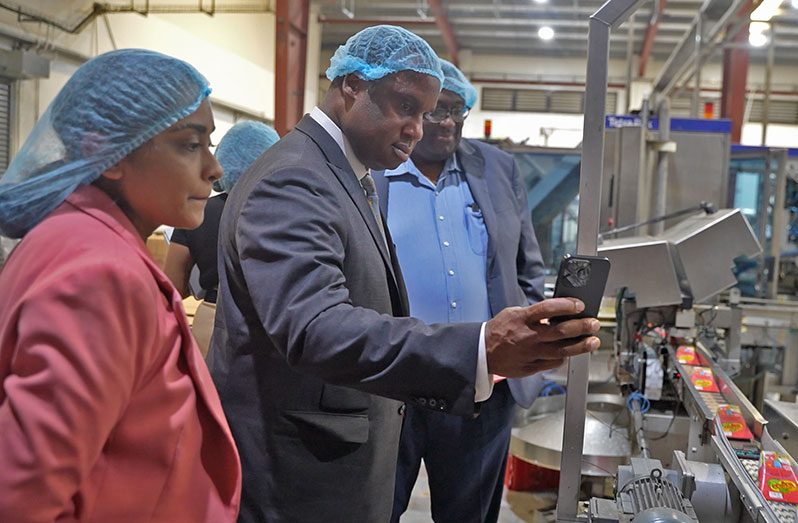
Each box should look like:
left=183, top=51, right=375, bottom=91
left=676, top=345, right=699, bottom=365
left=689, top=366, right=720, bottom=392
left=717, top=404, right=754, bottom=440
left=759, top=451, right=798, bottom=504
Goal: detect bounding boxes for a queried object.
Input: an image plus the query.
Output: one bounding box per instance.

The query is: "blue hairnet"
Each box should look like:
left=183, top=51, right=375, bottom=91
left=440, top=59, right=478, bottom=109
left=326, top=25, right=443, bottom=86
left=214, top=121, right=280, bottom=193
left=0, top=49, right=211, bottom=238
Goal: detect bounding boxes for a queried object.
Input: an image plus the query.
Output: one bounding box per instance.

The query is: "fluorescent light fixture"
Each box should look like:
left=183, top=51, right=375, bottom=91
left=749, top=30, right=768, bottom=46
left=750, top=0, right=782, bottom=21
left=749, top=21, right=770, bottom=47
left=750, top=21, right=771, bottom=32
left=533, top=0, right=548, bottom=3
left=538, top=26, right=555, bottom=40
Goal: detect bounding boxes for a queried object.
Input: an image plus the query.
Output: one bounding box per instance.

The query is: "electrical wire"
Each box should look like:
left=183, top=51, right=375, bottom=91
left=648, top=409, right=679, bottom=441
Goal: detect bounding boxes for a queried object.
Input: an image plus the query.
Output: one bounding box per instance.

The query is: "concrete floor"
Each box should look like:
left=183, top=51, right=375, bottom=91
left=399, top=463, right=558, bottom=523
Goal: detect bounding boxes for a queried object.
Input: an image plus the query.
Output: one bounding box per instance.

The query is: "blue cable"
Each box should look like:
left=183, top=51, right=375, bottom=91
left=539, top=380, right=566, bottom=397
left=626, top=391, right=651, bottom=413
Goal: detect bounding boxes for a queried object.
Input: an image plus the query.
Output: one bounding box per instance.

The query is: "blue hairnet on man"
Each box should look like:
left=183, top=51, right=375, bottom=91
left=374, top=58, right=547, bottom=522
left=208, top=24, right=600, bottom=522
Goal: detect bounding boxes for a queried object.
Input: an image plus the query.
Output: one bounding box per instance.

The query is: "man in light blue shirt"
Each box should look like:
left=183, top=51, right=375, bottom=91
left=374, top=60, right=547, bottom=523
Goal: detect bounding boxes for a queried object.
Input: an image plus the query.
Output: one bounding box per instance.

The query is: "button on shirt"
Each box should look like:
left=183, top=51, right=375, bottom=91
left=383, top=156, right=491, bottom=326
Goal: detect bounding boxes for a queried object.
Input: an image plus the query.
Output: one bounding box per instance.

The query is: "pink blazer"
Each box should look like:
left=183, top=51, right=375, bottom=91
left=0, top=186, right=241, bottom=522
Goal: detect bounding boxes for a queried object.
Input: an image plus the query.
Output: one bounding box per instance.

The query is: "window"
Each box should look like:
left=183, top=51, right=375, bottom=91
left=0, top=78, right=11, bottom=174
left=481, top=87, right=618, bottom=115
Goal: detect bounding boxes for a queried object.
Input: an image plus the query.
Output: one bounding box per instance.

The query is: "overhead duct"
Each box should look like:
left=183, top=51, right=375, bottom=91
left=0, top=48, right=49, bottom=79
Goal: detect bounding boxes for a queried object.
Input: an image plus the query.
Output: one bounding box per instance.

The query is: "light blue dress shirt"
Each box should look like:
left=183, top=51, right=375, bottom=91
left=384, top=155, right=491, bottom=325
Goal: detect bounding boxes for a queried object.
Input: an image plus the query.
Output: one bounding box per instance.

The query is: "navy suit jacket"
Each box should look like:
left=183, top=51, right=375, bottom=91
left=374, top=138, right=547, bottom=408
left=208, top=116, right=485, bottom=522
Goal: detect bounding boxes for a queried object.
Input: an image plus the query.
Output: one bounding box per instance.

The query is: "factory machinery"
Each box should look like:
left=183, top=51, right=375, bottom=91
left=504, top=0, right=798, bottom=518
left=512, top=208, right=798, bottom=522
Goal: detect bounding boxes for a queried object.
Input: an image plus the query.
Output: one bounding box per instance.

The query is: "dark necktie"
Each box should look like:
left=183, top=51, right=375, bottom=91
left=360, top=172, right=389, bottom=251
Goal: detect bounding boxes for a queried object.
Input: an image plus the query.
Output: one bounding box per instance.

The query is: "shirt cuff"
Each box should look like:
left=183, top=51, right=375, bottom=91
left=475, top=322, right=495, bottom=402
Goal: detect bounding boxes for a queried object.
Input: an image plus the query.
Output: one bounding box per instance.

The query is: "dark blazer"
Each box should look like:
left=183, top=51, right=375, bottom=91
left=208, top=115, right=483, bottom=522
left=374, top=138, right=547, bottom=407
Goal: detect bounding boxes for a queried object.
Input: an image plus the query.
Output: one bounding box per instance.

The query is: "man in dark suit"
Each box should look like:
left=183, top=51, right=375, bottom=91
left=208, top=25, right=599, bottom=522
left=374, top=60, right=545, bottom=523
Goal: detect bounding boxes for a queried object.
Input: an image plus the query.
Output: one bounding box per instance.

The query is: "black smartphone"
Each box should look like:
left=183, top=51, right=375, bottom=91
left=552, top=254, right=611, bottom=320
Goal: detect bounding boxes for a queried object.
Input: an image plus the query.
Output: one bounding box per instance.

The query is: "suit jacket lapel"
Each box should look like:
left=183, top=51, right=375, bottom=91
left=294, top=116, right=400, bottom=293
left=459, top=139, right=499, bottom=266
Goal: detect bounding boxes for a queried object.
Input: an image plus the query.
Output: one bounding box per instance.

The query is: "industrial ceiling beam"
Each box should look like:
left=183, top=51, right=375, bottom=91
left=428, top=0, right=459, bottom=66
left=275, top=0, right=309, bottom=136
left=721, top=14, right=751, bottom=143
left=317, top=16, right=436, bottom=26
left=652, top=0, right=749, bottom=100
left=638, top=0, right=667, bottom=77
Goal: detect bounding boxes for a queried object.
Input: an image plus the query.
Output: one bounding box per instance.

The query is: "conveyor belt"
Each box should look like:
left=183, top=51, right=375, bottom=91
left=741, top=457, right=797, bottom=523
left=697, top=391, right=725, bottom=413
left=673, top=343, right=798, bottom=522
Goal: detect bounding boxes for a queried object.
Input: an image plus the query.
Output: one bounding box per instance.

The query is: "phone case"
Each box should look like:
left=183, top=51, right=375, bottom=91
left=552, top=254, right=611, bottom=319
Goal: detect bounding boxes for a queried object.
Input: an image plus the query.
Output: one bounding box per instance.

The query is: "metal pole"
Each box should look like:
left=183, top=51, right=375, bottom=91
left=769, top=149, right=788, bottom=299
left=625, top=13, right=635, bottom=113
left=691, top=14, right=703, bottom=118
left=556, top=0, right=645, bottom=520
left=637, top=98, right=650, bottom=226
left=651, top=99, right=670, bottom=235
left=631, top=402, right=651, bottom=458
left=762, top=23, right=774, bottom=146
left=758, top=154, right=772, bottom=297
left=556, top=14, right=609, bottom=522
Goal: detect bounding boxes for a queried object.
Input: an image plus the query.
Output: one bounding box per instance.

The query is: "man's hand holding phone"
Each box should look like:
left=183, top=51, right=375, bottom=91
left=484, top=298, right=601, bottom=378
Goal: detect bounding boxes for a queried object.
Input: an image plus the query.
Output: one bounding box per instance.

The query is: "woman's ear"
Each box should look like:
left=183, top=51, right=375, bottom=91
left=100, top=160, right=126, bottom=181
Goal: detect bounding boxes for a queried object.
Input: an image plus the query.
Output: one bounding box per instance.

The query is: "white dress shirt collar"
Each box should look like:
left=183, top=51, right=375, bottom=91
left=309, top=107, right=369, bottom=181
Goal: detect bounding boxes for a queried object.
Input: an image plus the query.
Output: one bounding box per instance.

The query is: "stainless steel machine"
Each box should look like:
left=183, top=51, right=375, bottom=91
left=511, top=202, right=798, bottom=522
left=505, top=0, right=798, bottom=520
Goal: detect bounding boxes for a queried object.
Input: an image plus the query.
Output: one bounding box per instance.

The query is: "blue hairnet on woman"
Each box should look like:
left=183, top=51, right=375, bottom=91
left=215, top=120, right=280, bottom=192
left=0, top=49, right=241, bottom=521
left=166, top=120, right=280, bottom=356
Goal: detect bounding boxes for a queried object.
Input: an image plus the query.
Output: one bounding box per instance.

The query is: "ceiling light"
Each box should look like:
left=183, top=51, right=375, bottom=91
left=538, top=26, right=555, bottom=41
left=750, top=21, right=771, bottom=32
left=749, top=29, right=769, bottom=47
left=750, top=0, right=783, bottom=21
left=792, top=0, right=798, bottom=9
left=533, top=0, right=549, bottom=4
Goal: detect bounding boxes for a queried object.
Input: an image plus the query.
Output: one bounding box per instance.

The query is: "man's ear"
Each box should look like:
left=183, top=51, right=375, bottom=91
left=341, top=74, right=367, bottom=100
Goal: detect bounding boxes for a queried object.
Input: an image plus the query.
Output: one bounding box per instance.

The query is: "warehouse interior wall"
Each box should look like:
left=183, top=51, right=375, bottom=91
left=2, top=10, right=281, bottom=153
left=0, top=7, right=795, bottom=157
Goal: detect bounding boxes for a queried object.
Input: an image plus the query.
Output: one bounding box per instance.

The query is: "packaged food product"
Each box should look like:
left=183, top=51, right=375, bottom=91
left=759, top=451, right=798, bottom=503
left=717, top=404, right=753, bottom=440
left=690, top=366, right=720, bottom=392
left=676, top=345, right=700, bottom=365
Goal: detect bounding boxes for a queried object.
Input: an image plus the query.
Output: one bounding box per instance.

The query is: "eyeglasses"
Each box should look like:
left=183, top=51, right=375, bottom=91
left=423, top=106, right=470, bottom=124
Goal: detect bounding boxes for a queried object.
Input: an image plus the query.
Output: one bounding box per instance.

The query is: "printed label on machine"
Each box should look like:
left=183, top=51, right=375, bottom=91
left=716, top=404, right=754, bottom=440
left=759, top=451, right=798, bottom=504
left=688, top=366, right=720, bottom=392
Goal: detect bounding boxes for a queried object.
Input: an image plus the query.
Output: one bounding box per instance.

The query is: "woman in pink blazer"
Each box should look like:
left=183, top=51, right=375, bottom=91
left=0, top=49, right=241, bottom=522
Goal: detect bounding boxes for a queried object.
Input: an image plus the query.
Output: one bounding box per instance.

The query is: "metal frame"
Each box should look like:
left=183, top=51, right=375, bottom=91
left=555, top=0, right=645, bottom=519
left=652, top=0, right=749, bottom=101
